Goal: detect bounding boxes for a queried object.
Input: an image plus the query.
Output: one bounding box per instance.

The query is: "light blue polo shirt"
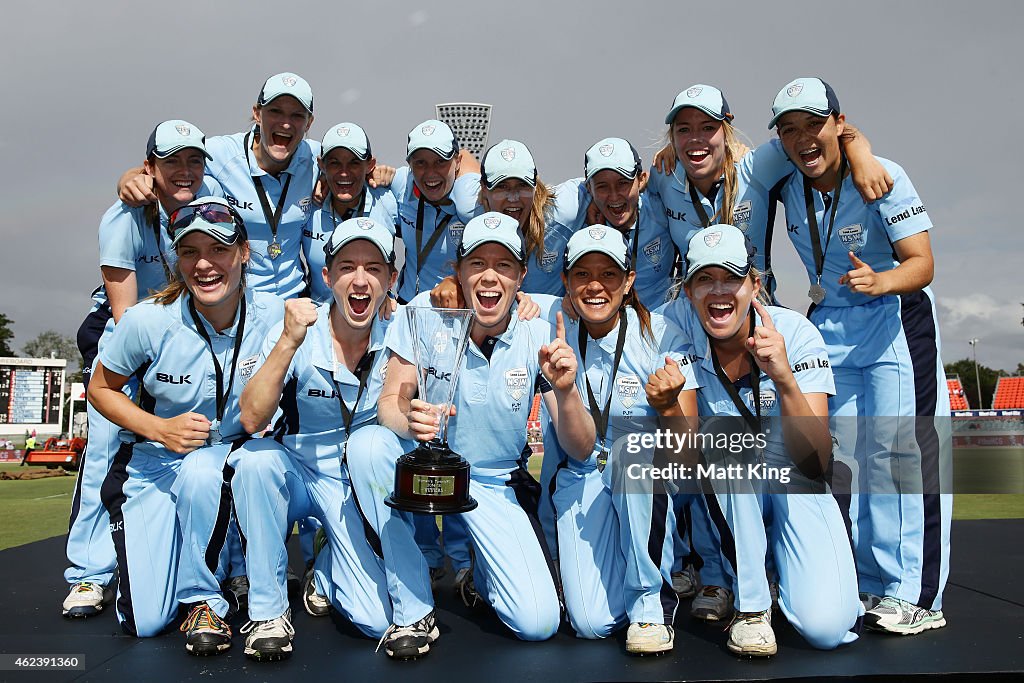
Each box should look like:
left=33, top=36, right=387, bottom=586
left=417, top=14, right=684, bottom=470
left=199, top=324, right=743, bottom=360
left=261, top=303, right=393, bottom=478
left=563, top=307, right=701, bottom=472
left=451, top=176, right=587, bottom=296
left=565, top=193, right=677, bottom=309
left=646, top=140, right=793, bottom=296
left=98, top=289, right=285, bottom=454
left=302, top=188, right=400, bottom=304
left=385, top=291, right=556, bottom=477
left=682, top=304, right=835, bottom=465
left=779, top=157, right=932, bottom=307
left=205, top=127, right=320, bottom=299
left=390, top=167, right=479, bottom=303
left=91, top=177, right=224, bottom=310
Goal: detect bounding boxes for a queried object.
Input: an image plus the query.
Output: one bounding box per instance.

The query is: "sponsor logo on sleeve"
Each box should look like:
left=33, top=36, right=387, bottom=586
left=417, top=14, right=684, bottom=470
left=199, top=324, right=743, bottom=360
left=792, top=357, right=830, bottom=373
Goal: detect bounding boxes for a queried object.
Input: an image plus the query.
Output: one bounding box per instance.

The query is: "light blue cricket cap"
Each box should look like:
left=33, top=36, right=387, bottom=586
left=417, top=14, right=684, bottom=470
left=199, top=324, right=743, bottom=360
left=406, top=119, right=458, bottom=161
left=564, top=224, right=630, bottom=271
left=481, top=139, right=537, bottom=189
left=258, top=72, right=314, bottom=114
left=665, top=84, right=734, bottom=124
left=146, top=119, right=212, bottom=160
left=169, top=197, right=245, bottom=247
left=321, top=122, right=371, bottom=160
left=584, top=137, right=641, bottom=181
left=768, top=77, right=840, bottom=129
left=457, top=211, right=525, bottom=262
left=324, top=216, right=396, bottom=264
left=684, top=224, right=754, bottom=282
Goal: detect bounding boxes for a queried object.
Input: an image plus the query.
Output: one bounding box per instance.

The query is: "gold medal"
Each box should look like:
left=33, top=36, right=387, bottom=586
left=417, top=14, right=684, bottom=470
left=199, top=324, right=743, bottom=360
left=267, top=241, right=283, bottom=259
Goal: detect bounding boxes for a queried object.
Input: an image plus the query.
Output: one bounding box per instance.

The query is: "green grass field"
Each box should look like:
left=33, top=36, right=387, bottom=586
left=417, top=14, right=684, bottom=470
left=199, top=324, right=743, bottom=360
left=2, top=447, right=1023, bottom=551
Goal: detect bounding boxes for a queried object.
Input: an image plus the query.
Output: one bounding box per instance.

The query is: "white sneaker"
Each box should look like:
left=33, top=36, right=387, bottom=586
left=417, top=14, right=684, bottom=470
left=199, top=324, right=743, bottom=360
left=691, top=585, right=733, bottom=622
left=625, top=622, right=674, bottom=655
left=62, top=582, right=108, bottom=618
left=377, top=610, right=440, bottom=659
left=302, top=568, right=330, bottom=618
left=865, top=596, right=946, bottom=635
left=671, top=566, right=697, bottom=598
left=241, top=609, right=295, bottom=661
left=727, top=609, right=777, bottom=657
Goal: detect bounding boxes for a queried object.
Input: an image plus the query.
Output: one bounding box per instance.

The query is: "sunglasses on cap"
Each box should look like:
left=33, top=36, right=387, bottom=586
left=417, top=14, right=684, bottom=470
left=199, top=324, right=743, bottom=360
left=168, top=203, right=246, bottom=244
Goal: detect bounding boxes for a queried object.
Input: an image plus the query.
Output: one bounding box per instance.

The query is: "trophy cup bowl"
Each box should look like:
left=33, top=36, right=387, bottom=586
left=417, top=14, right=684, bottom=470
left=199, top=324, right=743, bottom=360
left=385, top=306, right=479, bottom=514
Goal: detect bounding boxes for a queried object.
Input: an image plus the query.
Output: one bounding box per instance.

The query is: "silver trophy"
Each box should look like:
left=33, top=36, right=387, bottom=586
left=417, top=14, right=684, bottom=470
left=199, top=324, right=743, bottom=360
left=385, top=306, right=478, bottom=514
left=435, top=102, right=492, bottom=162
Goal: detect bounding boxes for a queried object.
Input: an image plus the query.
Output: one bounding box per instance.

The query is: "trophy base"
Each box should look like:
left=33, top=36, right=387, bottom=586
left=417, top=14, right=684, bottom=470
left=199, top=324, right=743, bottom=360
left=385, top=443, right=478, bottom=515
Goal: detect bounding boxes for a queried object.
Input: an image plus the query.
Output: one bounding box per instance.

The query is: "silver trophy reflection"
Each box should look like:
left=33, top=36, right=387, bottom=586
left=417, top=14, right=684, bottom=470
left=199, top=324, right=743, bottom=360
left=385, top=306, right=478, bottom=514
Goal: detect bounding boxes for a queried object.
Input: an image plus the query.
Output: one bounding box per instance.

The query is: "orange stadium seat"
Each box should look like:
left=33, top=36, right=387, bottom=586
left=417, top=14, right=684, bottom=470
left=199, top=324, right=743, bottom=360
left=992, top=377, right=1024, bottom=410
left=947, top=378, right=970, bottom=410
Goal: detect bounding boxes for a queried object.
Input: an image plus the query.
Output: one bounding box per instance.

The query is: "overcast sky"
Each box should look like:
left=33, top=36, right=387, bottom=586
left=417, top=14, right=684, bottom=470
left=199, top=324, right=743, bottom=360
left=1, top=0, right=1021, bottom=374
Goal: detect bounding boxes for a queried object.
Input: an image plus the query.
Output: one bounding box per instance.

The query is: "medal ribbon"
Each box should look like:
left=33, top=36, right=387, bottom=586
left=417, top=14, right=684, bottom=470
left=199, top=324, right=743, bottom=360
left=707, top=310, right=761, bottom=434
left=803, top=154, right=847, bottom=290
left=187, top=293, right=247, bottom=425
left=332, top=349, right=377, bottom=436
left=246, top=131, right=293, bottom=250
left=578, top=315, right=629, bottom=451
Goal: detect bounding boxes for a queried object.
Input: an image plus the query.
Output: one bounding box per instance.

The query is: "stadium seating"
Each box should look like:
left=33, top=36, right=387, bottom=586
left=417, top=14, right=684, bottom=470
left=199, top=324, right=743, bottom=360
left=948, top=377, right=970, bottom=410
left=992, top=376, right=1024, bottom=410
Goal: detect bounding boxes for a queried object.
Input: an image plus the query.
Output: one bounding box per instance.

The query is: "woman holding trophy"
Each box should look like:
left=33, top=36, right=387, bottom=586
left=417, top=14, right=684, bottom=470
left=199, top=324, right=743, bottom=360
left=346, top=211, right=595, bottom=659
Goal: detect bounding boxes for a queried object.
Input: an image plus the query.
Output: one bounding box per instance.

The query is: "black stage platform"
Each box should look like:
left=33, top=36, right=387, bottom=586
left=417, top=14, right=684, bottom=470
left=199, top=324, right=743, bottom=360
left=2, top=519, right=1022, bottom=682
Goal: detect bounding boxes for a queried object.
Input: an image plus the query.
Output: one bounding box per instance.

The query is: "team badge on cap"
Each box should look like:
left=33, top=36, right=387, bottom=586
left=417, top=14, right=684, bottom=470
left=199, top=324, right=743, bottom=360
left=588, top=225, right=607, bottom=239
left=175, top=124, right=190, bottom=136
left=282, top=75, right=297, bottom=87
left=500, top=146, right=516, bottom=162
left=483, top=216, right=501, bottom=229
left=704, top=231, right=723, bottom=248
left=356, top=218, right=374, bottom=230
left=787, top=83, right=804, bottom=97
left=421, top=124, right=435, bottom=136
left=337, top=126, right=350, bottom=136
left=599, top=143, right=614, bottom=157
left=686, top=86, right=703, bottom=98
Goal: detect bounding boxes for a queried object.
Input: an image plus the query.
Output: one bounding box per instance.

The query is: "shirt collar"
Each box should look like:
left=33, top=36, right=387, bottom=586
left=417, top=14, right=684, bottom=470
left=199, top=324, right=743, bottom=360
left=310, top=303, right=389, bottom=379
left=184, top=288, right=250, bottom=338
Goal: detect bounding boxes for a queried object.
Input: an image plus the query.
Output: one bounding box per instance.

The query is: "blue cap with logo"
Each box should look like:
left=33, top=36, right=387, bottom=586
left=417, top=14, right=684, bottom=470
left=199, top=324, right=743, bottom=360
left=258, top=72, right=314, bottom=115
left=564, top=224, right=630, bottom=271
left=768, top=77, right=840, bottom=129
left=169, top=197, right=246, bottom=247
left=457, top=211, right=525, bottom=262
left=665, top=84, right=734, bottom=124
left=684, top=224, right=755, bottom=282
left=481, top=139, right=537, bottom=189
left=406, top=119, right=458, bottom=161
left=324, top=216, right=395, bottom=264
left=584, top=137, right=642, bottom=181
left=146, top=120, right=212, bottom=160
left=321, top=122, right=371, bottom=160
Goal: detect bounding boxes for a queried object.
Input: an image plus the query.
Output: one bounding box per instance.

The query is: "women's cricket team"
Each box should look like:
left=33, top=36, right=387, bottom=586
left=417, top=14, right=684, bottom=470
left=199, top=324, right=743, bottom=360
left=63, top=71, right=952, bottom=664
